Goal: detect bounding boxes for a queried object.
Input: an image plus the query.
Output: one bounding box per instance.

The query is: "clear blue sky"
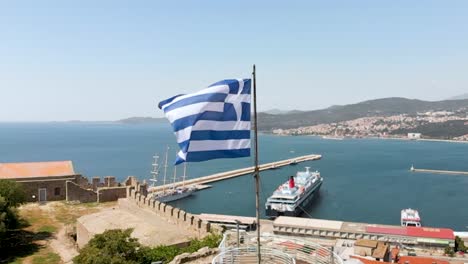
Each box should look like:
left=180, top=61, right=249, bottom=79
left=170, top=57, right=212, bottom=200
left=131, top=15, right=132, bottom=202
left=1, top=1, right=467, bottom=121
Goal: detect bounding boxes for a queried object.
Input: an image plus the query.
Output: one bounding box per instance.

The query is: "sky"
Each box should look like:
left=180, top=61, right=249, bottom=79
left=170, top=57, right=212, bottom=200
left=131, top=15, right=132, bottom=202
left=0, top=1, right=467, bottom=121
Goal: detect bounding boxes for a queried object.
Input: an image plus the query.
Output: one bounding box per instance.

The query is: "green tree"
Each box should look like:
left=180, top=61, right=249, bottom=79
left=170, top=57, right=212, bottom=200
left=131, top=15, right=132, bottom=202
left=444, top=245, right=455, bottom=257
left=0, top=180, right=26, bottom=207
left=0, top=180, right=25, bottom=246
left=73, top=229, right=148, bottom=264
left=455, top=236, right=467, bottom=252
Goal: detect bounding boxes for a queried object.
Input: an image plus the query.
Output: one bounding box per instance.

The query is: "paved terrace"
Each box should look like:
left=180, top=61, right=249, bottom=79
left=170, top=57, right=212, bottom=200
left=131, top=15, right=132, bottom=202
left=149, top=154, right=321, bottom=192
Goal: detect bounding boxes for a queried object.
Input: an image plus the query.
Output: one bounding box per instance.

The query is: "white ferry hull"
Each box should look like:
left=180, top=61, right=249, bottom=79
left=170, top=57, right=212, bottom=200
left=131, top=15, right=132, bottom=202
left=266, top=181, right=322, bottom=218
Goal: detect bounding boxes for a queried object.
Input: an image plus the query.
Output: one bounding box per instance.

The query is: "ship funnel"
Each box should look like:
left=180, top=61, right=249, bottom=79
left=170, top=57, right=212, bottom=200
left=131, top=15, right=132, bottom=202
left=289, top=176, right=295, bottom=188
left=305, top=167, right=310, bottom=173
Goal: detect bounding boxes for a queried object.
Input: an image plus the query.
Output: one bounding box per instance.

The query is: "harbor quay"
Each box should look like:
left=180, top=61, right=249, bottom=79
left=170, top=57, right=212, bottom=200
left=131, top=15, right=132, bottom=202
left=148, top=154, right=322, bottom=193
left=410, top=167, right=468, bottom=176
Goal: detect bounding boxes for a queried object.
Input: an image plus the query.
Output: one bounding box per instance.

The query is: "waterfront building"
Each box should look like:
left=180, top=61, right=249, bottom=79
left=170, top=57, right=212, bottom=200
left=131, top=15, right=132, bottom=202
left=273, top=216, right=455, bottom=248
left=407, top=133, right=422, bottom=139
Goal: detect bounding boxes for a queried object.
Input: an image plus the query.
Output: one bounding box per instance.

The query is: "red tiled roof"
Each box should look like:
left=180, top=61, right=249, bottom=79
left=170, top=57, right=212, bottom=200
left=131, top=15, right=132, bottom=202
left=366, top=225, right=454, bottom=240
left=366, top=226, right=408, bottom=236
left=406, top=227, right=454, bottom=240
left=351, top=255, right=391, bottom=264
left=391, top=248, right=400, bottom=260
left=398, top=256, right=449, bottom=264
left=0, top=161, right=75, bottom=179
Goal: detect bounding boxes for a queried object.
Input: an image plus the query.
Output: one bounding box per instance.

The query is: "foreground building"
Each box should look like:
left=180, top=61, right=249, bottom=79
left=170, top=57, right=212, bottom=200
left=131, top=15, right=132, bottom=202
left=0, top=160, right=133, bottom=203
left=273, top=216, right=455, bottom=248
left=0, top=160, right=80, bottom=202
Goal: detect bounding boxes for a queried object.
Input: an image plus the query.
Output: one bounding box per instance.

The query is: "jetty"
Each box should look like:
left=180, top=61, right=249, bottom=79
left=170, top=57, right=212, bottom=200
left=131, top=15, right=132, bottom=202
left=149, top=154, right=321, bottom=192
left=410, top=166, right=468, bottom=176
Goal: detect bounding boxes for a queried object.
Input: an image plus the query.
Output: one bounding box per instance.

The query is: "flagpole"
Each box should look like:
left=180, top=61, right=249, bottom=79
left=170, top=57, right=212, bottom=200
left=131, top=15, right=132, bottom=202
left=252, top=64, right=261, bottom=263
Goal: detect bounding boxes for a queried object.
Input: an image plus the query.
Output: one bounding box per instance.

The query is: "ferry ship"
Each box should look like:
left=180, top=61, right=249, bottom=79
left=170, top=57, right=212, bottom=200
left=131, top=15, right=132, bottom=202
left=265, top=167, right=323, bottom=218
left=401, top=208, right=422, bottom=227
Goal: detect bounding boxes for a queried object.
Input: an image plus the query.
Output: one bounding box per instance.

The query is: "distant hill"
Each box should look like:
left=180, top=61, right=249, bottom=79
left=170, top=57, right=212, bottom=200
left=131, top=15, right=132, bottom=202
left=258, top=97, right=468, bottom=131
left=448, top=93, right=468, bottom=100
left=263, top=109, right=304, bottom=115
left=116, top=117, right=165, bottom=124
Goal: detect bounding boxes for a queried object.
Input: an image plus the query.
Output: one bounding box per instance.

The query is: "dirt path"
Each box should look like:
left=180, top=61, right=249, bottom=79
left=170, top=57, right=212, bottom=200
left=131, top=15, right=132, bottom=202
left=49, top=225, right=79, bottom=264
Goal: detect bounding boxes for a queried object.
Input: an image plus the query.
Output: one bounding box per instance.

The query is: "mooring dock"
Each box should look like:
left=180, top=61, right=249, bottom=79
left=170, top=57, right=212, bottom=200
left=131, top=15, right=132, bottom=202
left=410, top=167, right=468, bottom=176
left=149, top=154, right=322, bottom=192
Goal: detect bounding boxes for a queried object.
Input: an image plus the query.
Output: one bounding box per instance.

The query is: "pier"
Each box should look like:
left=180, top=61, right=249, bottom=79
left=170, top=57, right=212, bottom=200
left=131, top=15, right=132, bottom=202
left=410, top=167, right=468, bottom=176
left=149, top=154, right=321, bottom=192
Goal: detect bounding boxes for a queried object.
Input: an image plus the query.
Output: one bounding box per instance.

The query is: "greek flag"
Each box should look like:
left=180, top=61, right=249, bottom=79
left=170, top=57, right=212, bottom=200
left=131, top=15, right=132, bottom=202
left=158, top=79, right=252, bottom=164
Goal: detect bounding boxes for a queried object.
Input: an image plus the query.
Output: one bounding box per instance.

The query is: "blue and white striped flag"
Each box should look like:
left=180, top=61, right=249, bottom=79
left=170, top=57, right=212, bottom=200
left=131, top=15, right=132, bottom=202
left=158, top=79, right=252, bottom=164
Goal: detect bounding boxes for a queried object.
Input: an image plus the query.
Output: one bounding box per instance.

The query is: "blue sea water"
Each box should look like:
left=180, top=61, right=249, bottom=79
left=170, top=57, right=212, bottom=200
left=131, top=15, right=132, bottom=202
left=1, top=123, right=467, bottom=230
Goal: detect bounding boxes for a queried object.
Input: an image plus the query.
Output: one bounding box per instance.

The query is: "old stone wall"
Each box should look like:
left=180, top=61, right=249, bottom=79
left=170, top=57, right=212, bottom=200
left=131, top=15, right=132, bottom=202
left=66, top=181, right=98, bottom=203
left=97, top=187, right=127, bottom=203
left=76, top=218, right=92, bottom=248
left=124, top=187, right=221, bottom=237
left=14, top=175, right=79, bottom=202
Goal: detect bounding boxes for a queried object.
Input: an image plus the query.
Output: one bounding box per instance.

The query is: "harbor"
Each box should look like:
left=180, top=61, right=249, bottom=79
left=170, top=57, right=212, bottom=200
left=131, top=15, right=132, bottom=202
left=148, top=154, right=322, bottom=193
left=410, top=166, right=468, bottom=176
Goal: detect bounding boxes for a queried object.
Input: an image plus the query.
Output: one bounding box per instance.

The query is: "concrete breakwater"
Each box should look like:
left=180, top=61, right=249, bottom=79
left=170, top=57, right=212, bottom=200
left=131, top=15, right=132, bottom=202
left=411, top=168, right=468, bottom=176
left=149, top=154, right=322, bottom=192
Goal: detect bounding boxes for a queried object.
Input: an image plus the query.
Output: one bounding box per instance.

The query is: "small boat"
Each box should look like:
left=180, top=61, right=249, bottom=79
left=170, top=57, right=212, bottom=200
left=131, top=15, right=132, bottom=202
left=289, top=159, right=298, bottom=165
left=401, top=208, right=421, bottom=227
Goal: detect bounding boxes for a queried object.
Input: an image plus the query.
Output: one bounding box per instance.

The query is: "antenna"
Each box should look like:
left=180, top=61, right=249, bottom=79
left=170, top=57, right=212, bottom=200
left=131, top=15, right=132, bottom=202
left=149, top=154, right=159, bottom=187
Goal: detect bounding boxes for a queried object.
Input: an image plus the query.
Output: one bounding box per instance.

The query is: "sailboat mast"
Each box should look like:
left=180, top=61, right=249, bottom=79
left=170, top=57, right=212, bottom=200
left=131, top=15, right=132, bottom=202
left=150, top=154, right=159, bottom=188
left=163, top=146, right=169, bottom=193
left=173, top=163, right=177, bottom=189
left=183, top=163, right=187, bottom=187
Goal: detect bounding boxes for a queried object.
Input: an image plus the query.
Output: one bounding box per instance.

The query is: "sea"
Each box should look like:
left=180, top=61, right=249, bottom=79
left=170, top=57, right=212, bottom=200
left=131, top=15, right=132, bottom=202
left=1, top=122, right=467, bottom=230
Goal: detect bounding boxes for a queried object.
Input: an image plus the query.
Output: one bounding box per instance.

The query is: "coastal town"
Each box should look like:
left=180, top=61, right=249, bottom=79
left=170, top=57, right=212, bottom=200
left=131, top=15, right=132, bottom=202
left=272, top=108, right=468, bottom=141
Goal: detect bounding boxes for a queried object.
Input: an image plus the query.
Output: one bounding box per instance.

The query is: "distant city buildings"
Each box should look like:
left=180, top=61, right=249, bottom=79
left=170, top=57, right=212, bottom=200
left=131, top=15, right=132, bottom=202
left=272, top=108, right=468, bottom=141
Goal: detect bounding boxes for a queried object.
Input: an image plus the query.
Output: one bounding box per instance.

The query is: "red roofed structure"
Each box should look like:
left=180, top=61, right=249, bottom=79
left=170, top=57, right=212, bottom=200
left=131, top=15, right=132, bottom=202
left=406, top=227, right=454, bottom=240
left=0, top=161, right=75, bottom=179
left=0, top=161, right=80, bottom=202
left=398, top=256, right=449, bottom=264
left=366, top=226, right=408, bottom=236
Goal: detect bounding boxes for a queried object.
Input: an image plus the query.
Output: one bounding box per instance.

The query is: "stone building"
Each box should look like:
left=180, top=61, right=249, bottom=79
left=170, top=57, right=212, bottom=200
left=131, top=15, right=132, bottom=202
left=0, top=160, right=81, bottom=202
left=0, top=160, right=133, bottom=203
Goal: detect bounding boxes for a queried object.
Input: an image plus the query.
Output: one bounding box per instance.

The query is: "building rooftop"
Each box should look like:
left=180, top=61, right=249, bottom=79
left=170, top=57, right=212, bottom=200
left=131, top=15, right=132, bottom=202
left=274, top=216, right=454, bottom=242
left=0, top=161, right=75, bottom=179
left=199, top=213, right=256, bottom=225
left=350, top=256, right=391, bottom=264
left=398, top=256, right=449, bottom=264
left=371, top=242, right=388, bottom=259
left=274, top=216, right=343, bottom=230
left=390, top=248, right=400, bottom=260
left=354, top=239, right=378, bottom=248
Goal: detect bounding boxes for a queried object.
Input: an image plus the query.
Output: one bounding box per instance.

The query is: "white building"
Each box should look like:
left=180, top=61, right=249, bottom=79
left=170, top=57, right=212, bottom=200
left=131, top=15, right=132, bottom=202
left=407, top=133, right=422, bottom=139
